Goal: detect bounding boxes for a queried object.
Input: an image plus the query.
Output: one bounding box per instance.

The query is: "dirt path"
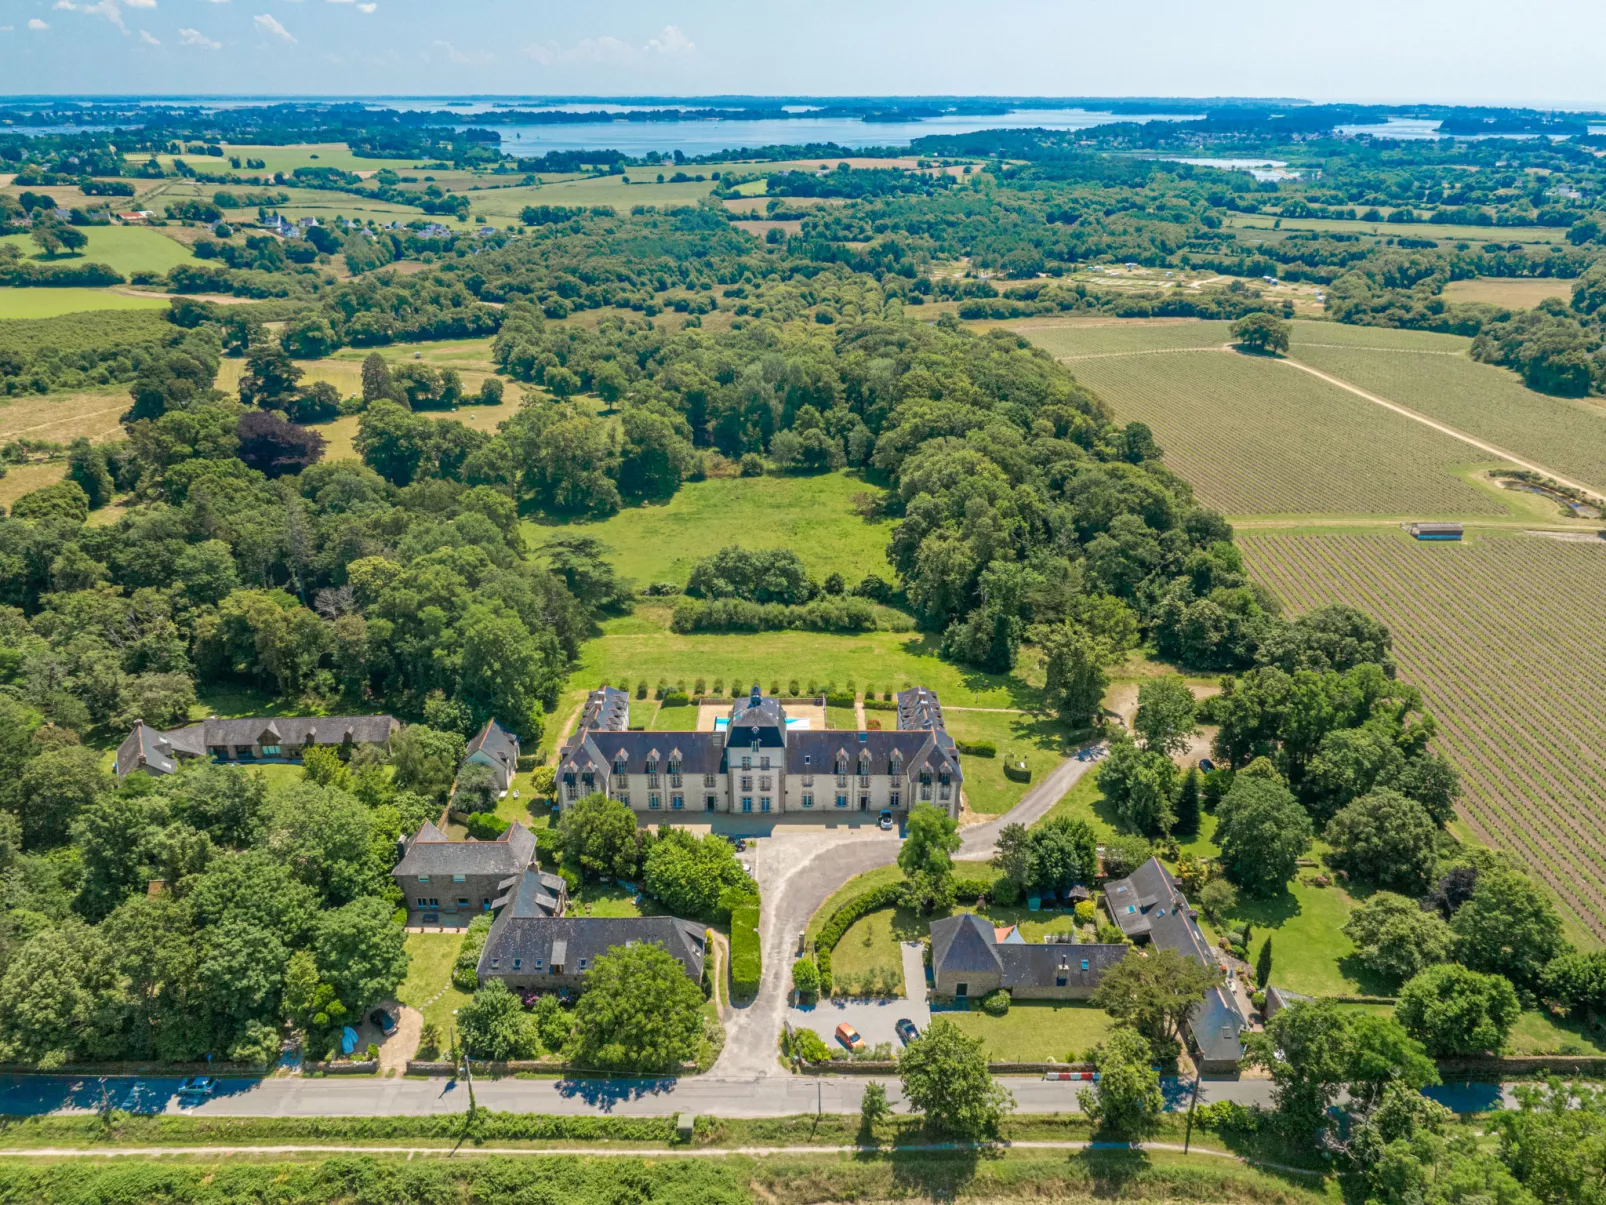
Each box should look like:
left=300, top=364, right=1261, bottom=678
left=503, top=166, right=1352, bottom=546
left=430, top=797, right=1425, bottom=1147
left=1278, top=354, right=1606, bottom=503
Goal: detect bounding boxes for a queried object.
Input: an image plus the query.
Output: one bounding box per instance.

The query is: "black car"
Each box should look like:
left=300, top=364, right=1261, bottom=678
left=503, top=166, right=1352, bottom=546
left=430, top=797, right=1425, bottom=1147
left=369, top=1008, right=397, bottom=1036
left=895, top=1018, right=920, bottom=1045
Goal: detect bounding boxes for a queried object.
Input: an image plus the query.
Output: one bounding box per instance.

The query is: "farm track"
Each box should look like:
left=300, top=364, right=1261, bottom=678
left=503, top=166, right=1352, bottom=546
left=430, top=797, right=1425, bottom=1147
left=1243, top=532, right=1606, bottom=943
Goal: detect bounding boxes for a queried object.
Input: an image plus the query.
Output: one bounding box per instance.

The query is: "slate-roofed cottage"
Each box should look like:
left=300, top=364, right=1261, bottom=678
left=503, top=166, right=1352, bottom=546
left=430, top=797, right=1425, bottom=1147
left=1103, top=858, right=1250, bottom=1072
left=556, top=686, right=963, bottom=820
left=476, top=868, right=705, bottom=991
left=392, top=820, right=546, bottom=926
left=928, top=912, right=1128, bottom=1000
left=462, top=719, right=520, bottom=792
left=115, top=714, right=400, bottom=778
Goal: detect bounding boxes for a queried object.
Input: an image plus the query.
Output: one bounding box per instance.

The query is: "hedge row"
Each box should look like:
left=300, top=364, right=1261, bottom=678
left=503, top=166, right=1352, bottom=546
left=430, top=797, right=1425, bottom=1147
left=451, top=914, right=494, bottom=991
left=815, top=882, right=904, bottom=994
left=825, top=691, right=855, bottom=708
left=956, top=740, right=996, bottom=757
left=863, top=698, right=896, bottom=711
left=730, top=905, right=761, bottom=996
left=669, top=595, right=885, bottom=634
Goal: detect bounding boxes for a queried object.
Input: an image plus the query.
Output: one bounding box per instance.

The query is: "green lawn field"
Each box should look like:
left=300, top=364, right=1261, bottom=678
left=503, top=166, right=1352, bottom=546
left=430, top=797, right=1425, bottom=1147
left=527, top=469, right=894, bottom=588
left=0, top=287, right=170, bottom=319
left=942, top=709, right=1086, bottom=815
left=0, top=226, right=195, bottom=277
left=167, top=143, right=429, bottom=176
left=567, top=619, right=1044, bottom=713
left=947, top=999, right=1118, bottom=1062
left=397, top=932, right=470, bottom=1040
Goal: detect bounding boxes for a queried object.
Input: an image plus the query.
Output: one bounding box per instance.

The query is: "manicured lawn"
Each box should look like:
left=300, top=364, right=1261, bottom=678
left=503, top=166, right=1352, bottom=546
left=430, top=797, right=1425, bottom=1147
left=1, top=226, right=195, bottom=277
left=569, top=881, right=666, bottom=919
left=648, top=702, right=699, bottom=730
left=828, top=909, right=909, bottom=996
left=397, top=932, right=471, bottom=1041
left=805, top=859, right=999, bottom=944
left=568, top=620, right=1043, bottom=713
left=0, top=287, right=169, bottom=319
left=525, top=469, right=894, bottom=588
left=946, top=709, right=1084, bottom=815
left=1204, top=878, right=1379, bottom=998
left=1506, top=1008, right=1606, bottom=1056
left=947, top=1000, right=1118, bottom=1062
left=826, top=706, right=858, bottom=730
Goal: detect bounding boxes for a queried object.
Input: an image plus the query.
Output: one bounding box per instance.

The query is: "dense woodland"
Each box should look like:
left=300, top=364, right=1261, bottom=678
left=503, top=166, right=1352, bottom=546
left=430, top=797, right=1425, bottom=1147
left=2, top=103, right=1606, bottom=1197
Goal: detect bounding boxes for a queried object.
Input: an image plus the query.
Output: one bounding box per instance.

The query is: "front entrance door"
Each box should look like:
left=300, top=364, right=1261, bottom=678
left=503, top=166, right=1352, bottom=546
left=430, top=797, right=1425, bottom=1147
left=858, top=794, right=869, bottom=811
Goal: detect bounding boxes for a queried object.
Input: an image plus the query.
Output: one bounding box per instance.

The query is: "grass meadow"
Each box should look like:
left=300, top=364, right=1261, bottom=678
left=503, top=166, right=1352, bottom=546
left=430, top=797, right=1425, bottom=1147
left=0, top=288, right=170, bottom=319
left=528, top=469, right=894, bottom=588
left=1442, top=276, right=1576, bottom=308
left=0, top=226, right=196, bottom=277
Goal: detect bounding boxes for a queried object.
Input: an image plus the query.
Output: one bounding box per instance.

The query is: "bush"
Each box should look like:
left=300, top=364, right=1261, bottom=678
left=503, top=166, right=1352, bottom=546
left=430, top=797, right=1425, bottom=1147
left=793, top=1027, right=831, bottom=1062
left=791, top=957, right=820, bottom=999
left=1002, top=757, right=1031, bottom=782
left=825, top=690, right=856, bottom=707
left=980, top=988, right=1011, bottom=1016
left=462, top=812, right=509, bottom=840
left=739, top=452, right=764, bottom=476
left=451, top=914, right=494, bottom=992
left=863, top=697, right=896, bottom=711
left=955, top=740, right=997, bottom=757
left=730, top=904, right=762, bottom=996
left=661, top=690, right=691, bottom=707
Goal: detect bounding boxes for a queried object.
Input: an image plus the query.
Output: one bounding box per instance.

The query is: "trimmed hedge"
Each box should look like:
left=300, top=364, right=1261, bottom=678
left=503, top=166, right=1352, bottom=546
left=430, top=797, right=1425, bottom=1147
left=956, top=740, right=997, bottom=757
left=451, top=914, right=494, bottom=991
left=730, top=905, right=761, bottom=996
left=1003, top=757, right=1031, bottom=782
left=661, top=690, right=691, bottom=707
left=825, top=691, right=856, bottom=708
left=863, top=698, right=896, bottom=711
left=815, top=882, right=903, bottom=994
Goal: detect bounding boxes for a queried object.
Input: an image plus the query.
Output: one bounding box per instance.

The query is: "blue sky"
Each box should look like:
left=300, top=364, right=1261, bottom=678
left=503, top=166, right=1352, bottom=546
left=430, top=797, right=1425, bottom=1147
left=2, top=0, right=1603, bottom=106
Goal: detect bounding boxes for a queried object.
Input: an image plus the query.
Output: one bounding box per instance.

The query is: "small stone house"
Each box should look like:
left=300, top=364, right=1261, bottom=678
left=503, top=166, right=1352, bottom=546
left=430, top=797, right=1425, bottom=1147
left=392, top=820, right=543, bottom=927
left=928, top=912, right=1127, bottom=1000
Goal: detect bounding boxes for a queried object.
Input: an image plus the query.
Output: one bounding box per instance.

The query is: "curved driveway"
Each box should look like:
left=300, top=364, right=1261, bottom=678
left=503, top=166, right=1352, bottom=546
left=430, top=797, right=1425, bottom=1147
left=710, top=745, right=1104, bottom=1078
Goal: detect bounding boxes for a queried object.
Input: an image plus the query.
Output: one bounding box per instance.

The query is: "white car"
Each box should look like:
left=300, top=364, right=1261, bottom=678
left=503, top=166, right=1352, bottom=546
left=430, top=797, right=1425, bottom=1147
left=878, top=810, right=894, bottom=831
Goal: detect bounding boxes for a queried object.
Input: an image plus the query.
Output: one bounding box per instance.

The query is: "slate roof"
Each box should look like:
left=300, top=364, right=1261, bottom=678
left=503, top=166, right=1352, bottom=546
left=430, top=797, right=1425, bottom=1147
left=393, top=820, right=538, bottom=878
left=929, top=913, right=1127, bottom=990
left=116, top=720, right=180, bottom=776
left=465, top=719, right=519, bottom=767
left=561, top=731, right=725, bottom=778
left=477, top=884, right=705, bottom=983
left=1103, top=858, right=1250, bottom=1066
left=118, top=715, right=399, bottom=776
left=579, top=686, right=630, bottom=732
left=1262, top=984, right=1314, bottom=1020
left=897, top=687, right=946, bottom=731
left=788, top=729, right=963, bottom=783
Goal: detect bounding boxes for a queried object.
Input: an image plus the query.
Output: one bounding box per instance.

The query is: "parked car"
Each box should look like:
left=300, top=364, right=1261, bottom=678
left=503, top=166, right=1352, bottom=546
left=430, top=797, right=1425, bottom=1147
left=835, top=1022, right=864, bottom=1051
left=177, top=1076, right=216, bottom=1098
left=734, top=838, right=747, bottom=852
left=796, top=930, right=807, bottom=955
left=895, top=1018, right=920, bottom=1045
left=878, top=810, right=894, bottom=831
left=1198, top=758, right=1215, bottom=772
left=369, top=1008, right=397, bottom=1036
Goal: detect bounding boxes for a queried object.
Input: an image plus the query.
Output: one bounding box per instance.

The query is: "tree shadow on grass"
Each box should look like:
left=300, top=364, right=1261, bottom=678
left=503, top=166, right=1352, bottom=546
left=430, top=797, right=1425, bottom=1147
left=1335, top=953, right=1397, bottom=999
left=892, top=632, right=1044, bottom=710
left=886, top=1144, right=985, bottom=1199
left=1224, top=889, right=1303, bottom=931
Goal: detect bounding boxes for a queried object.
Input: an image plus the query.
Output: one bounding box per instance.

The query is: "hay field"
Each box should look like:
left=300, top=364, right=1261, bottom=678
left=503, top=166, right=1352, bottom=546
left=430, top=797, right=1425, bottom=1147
left=1242, top=530, right=1606, bottom=944
left=1291, top=337, right=1606, bottom=495
left=0, top=388, right=129, bottom=445
left=1014, top=318, right=1233, bottom=358
left=1051, top=342, right=1508, bottom=516
left=1442, top=277, right=1575, bottom=308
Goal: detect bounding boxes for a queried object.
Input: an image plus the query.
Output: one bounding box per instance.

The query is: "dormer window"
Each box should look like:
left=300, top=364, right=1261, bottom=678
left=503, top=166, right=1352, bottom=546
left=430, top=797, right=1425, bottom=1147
left=614, top=756, right=627, bottom=775
left=645, top=757, right=657, bottom=775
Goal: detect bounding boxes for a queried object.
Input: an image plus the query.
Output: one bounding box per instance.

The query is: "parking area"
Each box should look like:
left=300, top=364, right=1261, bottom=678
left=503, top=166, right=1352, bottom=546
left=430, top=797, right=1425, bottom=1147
left=787, top=941, right=931, bottom=1052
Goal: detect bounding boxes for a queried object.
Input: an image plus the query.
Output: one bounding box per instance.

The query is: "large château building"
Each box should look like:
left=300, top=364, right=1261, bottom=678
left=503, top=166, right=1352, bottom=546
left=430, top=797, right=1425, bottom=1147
left=556, top=685, right=964, bottom=820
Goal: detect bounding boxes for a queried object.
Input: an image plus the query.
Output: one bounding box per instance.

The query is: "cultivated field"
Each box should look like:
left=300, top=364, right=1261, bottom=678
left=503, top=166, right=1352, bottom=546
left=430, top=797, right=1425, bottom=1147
left=0, top=387, right=129, bottom=445
left=1242, top=530, right=1606, bottom=944
left=529, top=469, right=893, bottom=588
left=1053, top=341, right=1508, bottom=516
left=1290, top=337, right=1606, bottom=495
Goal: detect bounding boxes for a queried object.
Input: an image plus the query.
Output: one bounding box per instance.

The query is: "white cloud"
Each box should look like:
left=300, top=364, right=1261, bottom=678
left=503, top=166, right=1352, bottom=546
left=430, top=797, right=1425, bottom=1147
left=28, top=17, right=50, bottom=29
left=126, top=0, right=156, bottom=8
left=432, top=38, right=490, bottom=65
left=356, top=3, right=374, bottom=10
left=0, top=23, right=13, bottom=31
left=53, top=1, right=76, bottom=10
left=252, top=11, right=294, bottom=41
left=522, top=25, right=695, bottom=67
left=138, top=27, right=157, bottom=42
left=179, top=25, right=220, bottom=47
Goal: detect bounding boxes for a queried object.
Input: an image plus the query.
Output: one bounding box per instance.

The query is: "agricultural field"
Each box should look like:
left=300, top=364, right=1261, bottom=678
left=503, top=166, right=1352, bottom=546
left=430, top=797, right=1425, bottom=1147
left=1223, top=213, right=1568, bottom=246
left=1016, top=317, right=1234, bottom=359
left=0, top=288, right=169, bottom=319
left=0, top=387, right=129, bottom=445
left=0, top=226, right=196, bottom=277
left=1289, top=334, right=1606, bottom=495
left=1442, top=276, right=1576, bottom=308
left=1242, top=529, right=1606, bottom=945
left=164, top=142, right=430, bottom=176
left=1049, top=338, right=1508, bottom=516
left=528, top=469, right=893, bottom=588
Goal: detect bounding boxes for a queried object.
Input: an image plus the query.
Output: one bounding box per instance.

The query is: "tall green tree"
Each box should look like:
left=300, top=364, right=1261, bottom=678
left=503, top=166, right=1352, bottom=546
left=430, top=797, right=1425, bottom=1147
left=1081, top=1027, right=1164, bottom=1139
left=570, top=940, right=706, bottom=1073
left=898, top=1017, right=1014, bottom=1139
left=1215, top=775, right=1312, bottom=897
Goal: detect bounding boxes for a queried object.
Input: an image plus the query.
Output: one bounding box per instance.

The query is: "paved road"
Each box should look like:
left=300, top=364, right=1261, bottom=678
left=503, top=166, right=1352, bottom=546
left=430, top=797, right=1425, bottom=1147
left=0, top=1073, right=1285, bottom=1119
